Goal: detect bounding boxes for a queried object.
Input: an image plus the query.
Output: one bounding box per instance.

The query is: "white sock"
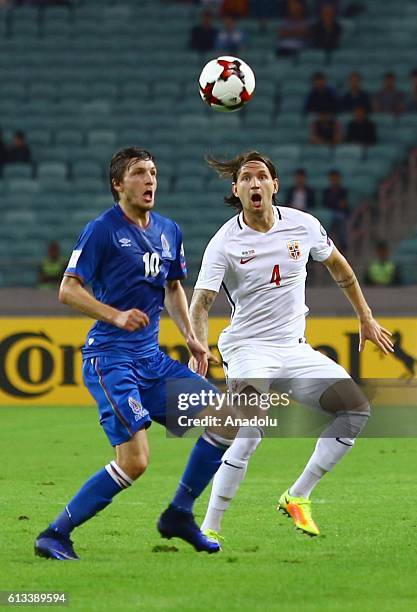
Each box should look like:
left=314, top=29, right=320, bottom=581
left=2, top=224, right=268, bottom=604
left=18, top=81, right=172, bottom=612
left=201, top=426, right=262, bottom=533
left=289, top=436, right=354, bottom=499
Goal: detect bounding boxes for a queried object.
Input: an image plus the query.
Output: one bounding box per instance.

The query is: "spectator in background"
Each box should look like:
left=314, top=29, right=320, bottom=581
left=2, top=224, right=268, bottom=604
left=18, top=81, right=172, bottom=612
left=215, top=16, right=245, bottom=53
left=286, top=168, right=316, bottom=211
left=220, top=0, right=248, bottom=18
left=340, top=72, right=372, bottom=114
left=304, top=72, right=339, bottom=114
left=276, top=0, right=310, bottom=57
left=405, top=68, right=417, bottom=112
left=0, top=129, right=7, bottom=174
left=311, top=3, right=342, bottom=52
left=310, top=112, right=342, bottom=145
left=38, top=241, right=67, bottom=290
left=323, top=169, right=349, bottom=250
left=189, top=11, right=218, bottom=52
left=364, top=241, right=402, bottom=286
left=373, top=72, right=405, bottom=115
left=7, top=131, right=32, bottom=164
left=345, top=105, right=377, bottom=146
left=313, top=0, right=339, bottom=16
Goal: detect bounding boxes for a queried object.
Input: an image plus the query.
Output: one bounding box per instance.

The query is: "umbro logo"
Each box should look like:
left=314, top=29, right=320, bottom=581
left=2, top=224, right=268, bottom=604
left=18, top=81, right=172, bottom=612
left=119, top=238, right=131, bottom=247
left=240, top=256, right=256, bottom=264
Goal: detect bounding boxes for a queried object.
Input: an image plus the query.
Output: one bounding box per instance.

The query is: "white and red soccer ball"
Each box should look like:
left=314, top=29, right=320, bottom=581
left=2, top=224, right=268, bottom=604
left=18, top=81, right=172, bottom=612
left=199, top=56, right=256, bottom=112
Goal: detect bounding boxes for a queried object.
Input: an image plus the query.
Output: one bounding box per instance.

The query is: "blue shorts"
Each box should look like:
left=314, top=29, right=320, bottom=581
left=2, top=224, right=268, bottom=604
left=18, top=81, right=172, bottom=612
left=83, top=350, right=219, bottom=446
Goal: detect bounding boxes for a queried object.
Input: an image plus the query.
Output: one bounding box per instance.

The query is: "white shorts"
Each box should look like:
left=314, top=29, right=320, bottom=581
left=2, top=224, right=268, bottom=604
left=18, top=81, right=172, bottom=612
left=220, top=341, right=351, bottom=410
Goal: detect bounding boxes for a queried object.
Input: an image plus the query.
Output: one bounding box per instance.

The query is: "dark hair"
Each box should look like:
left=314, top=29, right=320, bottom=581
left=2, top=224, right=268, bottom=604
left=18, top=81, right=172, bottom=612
left=313, top=71, right=325, bottom=81
left=328, top=168, right=341, bottom=176
left=206, top=150, right=279, bottom=211
left=295, top=167, right=306, bottom=176
left=109, top=147, right=155, bottom=201
left=384, top=71, right=395, bottom=79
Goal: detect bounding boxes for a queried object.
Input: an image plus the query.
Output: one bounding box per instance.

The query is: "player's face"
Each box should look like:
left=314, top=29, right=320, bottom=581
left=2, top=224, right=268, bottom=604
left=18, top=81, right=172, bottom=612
left=233, top=161, right=278, bottom=214
left=115, top=159, right=157, bottom=211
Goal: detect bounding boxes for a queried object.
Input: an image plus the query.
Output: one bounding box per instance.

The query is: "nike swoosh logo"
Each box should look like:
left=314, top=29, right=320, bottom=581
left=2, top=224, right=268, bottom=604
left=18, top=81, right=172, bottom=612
left=240, top=257, right=256, bottom=264
left=224, top=460, right=244, bottom=469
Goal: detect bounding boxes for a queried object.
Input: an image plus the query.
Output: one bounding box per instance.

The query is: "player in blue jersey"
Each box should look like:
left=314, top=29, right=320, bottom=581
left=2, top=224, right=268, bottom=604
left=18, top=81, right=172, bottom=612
left=34, top=147, right=233, bottom=560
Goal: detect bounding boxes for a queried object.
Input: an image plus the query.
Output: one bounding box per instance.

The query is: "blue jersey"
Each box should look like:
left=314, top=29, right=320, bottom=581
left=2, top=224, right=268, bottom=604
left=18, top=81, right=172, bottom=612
left=65, top=203, right=186, bottom=359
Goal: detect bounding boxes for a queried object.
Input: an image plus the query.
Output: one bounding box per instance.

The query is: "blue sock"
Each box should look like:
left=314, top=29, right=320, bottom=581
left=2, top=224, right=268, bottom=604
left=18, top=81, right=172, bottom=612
left=171, top=436, right=226, bottom=513
left=50, top=462, right=132, bottom=536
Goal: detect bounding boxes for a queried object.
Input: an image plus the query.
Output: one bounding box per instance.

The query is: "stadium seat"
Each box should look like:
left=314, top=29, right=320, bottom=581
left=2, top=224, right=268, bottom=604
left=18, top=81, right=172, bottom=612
left=73, top=178, right=106, bottom=194
left=301, top=146, right=332, bottom=162
left=43, top=6, right=71, bottom=21
left=275, top=113, right=307, bottom=129
left=38, top=177, right=71, bottom=194
left=87, top=83, right=118, bottom=101
left=26, top=128, right=52, bottom=147
left=5, top=210, right=37, bottom=225
left=174, top=177, right=206, bottom=193
left=37, top=162, right=67, bottom=180
left=36, top=146, right=71, bottom=163
left=11, top=19, right=39, bottom=39
left=306, top=175, right=329, bottom=190
left=29, top=82, right=57, bottom=100
left=5, top=82, right=26, bottom=101
left=279, top=94, right=304, bottom=113
left=2, top=164, right=33, bottom=180
left=152, top=82, right=181, bottom=100
left=397, top=239, right=417, bottom=255
left=334, top=145, right=364, bottom=162
left=42, top=20, right=72, bottom=38
left=121, top=82, right=150, bottom=100
left=59, top=82, right=87, bottom=101
left=55, top=130, right=84, bottom=147
left=5, top=178, right=39, bottom=195
left=348, top=174, right=378, bottom=193
left=311, top=207, right=333, bottom=228
left=88, top=130, right=117, bottom=147
left=155, top=176, right=172, bottom=194
left=360, top=158, right=392, bottom=178
left=71, top=211, right=103, bottom=231
left=71, top=160, right=104, bottom=180
left=269, top=145, right=301, bottom=163
left=370, top=145, right=402, bottom=163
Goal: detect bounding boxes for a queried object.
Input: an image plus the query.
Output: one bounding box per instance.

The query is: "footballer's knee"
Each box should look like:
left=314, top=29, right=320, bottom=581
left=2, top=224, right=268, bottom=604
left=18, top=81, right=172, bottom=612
left=116, top=431, right=150, bottom=481
left=320, top=378, right=370, bottom=416
left=117, top=453, right=149, bottom=481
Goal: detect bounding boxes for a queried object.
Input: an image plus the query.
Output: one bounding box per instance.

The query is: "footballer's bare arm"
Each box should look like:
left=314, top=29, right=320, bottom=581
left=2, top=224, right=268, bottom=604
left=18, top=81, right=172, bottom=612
left=189, top=289, right=218, bottom=352
left=165, top=280, right=210, bottom=376
left=59, top=275, right=149, bottom=331
left=323, top=248, right=393, bottom=354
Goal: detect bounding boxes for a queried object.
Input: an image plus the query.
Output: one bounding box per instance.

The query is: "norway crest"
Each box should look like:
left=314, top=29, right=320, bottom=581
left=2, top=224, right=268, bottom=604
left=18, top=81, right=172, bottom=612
left=287, top=240, right=301, bottom=260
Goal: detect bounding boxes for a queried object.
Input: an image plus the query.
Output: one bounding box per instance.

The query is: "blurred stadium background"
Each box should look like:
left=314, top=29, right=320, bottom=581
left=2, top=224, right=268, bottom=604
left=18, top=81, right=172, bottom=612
left=0, top=0, right=417, bottom=290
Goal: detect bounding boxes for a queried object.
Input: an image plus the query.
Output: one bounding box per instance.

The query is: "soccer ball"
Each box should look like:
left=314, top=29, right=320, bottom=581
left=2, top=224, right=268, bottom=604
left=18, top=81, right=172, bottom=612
left=199, top=56, right=255, bottom=113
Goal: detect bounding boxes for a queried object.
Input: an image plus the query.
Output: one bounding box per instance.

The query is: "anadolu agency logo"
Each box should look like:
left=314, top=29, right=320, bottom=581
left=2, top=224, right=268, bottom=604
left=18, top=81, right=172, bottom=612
left=0, top=331, right=81, bottom=398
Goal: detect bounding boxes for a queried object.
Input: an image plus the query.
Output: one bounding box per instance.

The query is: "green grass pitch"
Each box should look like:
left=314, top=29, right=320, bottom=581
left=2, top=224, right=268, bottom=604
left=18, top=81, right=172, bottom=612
left=1, top=406, right=417, bottom=611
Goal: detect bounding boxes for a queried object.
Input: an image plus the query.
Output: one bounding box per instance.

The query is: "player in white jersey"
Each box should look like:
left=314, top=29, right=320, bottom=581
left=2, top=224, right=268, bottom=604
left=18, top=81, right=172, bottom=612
left=189, top=151, right=394, bottom=539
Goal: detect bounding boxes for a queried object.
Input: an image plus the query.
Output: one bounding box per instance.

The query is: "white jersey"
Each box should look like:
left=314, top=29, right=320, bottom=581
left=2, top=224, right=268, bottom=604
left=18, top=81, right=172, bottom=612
left=194, top=206, right=334, bottom=353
